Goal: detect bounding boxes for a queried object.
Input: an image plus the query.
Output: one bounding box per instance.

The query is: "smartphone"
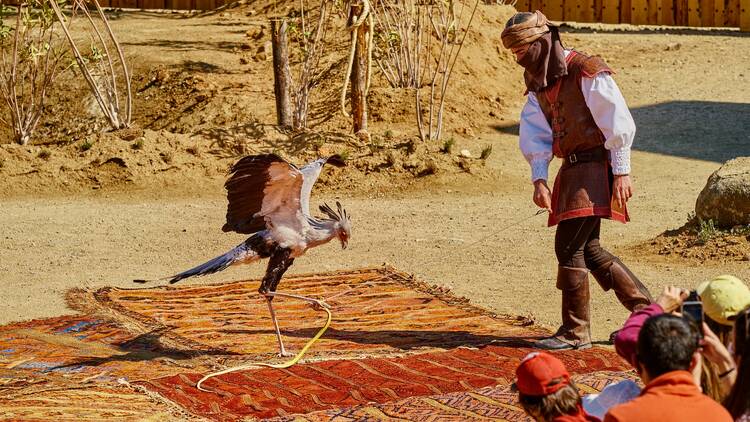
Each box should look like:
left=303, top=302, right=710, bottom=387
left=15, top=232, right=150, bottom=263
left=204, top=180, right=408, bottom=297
left=681, top=291, right=704, bottom=337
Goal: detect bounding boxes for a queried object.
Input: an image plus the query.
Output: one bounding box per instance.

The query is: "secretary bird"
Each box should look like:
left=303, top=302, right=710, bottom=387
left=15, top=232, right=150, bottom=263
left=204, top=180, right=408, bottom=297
left=135, top=153, right=351, bottom=357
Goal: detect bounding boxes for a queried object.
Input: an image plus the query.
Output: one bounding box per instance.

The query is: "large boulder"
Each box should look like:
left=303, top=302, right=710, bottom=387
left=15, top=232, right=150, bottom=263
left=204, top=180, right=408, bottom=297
left=696, top=157, right=750, bottom=227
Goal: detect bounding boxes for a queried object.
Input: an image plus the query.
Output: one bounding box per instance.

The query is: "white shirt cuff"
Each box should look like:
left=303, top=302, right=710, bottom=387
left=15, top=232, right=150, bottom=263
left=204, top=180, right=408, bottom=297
left=530, top=159, right=550, bottom=182
left=610, top=148, right=631, bottom=175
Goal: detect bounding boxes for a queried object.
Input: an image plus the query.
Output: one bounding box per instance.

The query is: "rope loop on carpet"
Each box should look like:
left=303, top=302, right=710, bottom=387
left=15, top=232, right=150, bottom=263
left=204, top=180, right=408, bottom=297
left=196, top=306, right=332, bottom=393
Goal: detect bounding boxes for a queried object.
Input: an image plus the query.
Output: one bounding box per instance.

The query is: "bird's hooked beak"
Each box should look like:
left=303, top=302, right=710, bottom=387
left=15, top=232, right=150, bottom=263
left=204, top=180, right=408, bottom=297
left=339, top=231, right=349, bottom=250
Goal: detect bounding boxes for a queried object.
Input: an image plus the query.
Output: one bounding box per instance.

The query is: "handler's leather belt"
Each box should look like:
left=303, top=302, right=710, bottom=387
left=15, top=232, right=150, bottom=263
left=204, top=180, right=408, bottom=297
left=565, top=146, right=608, bottom=165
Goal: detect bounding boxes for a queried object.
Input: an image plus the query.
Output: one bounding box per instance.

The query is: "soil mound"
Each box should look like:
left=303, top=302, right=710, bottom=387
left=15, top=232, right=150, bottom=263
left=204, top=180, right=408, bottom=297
left=635, top=217, right=750, bottom=264
left=0, top=2, right=522, bottom=197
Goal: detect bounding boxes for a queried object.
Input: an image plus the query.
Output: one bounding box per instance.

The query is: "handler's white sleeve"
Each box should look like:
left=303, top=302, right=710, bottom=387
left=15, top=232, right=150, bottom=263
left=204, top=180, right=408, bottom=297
left=581, top=73, right=635, bottom=175
left=519, top=91, right=553, bottom=182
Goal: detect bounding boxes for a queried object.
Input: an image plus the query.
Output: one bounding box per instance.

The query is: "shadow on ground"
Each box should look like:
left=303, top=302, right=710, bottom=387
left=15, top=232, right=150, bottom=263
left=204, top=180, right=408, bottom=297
left=220, top=327, right=544, bottom=350
left=493, top=100, right=750, bottom=163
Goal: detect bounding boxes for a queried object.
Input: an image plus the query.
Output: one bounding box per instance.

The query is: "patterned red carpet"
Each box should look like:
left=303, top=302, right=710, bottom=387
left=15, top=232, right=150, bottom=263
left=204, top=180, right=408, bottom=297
left=0, top=267, right=633, bottom=421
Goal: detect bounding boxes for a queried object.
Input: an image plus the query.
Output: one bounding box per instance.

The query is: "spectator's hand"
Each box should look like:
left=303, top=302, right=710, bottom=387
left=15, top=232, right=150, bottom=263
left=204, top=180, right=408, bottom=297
left=613, top=175, right=633, bottom=210
left=701, top=322, right=737, bottom=391
left=701, top=323, right=735, bottom=369
left=533, top=180, right=552, bottom=212
left=655, top=286, right=688, bottom=313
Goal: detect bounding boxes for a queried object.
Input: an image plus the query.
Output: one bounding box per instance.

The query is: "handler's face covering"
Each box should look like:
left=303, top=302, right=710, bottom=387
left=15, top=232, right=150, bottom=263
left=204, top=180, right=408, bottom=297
left=501, top=11, right=567, bottom=93
left=517, top=30, right=567, bottom=93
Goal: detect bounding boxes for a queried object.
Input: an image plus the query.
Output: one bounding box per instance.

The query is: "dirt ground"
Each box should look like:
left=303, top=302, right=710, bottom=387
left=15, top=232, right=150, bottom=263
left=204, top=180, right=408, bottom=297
left=1, top=3, right=749, bottom=343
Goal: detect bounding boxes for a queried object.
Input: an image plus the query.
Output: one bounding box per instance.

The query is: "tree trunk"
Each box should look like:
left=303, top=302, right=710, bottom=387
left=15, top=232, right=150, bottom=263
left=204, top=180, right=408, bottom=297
left=271, top=18, right=293, bottom=129
left=350, top=3, right=369, bottom=139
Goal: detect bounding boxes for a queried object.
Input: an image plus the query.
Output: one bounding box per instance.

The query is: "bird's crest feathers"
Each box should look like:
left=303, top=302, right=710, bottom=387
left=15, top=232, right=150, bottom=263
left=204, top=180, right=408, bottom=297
left=319, top=201, right=350, bottom=223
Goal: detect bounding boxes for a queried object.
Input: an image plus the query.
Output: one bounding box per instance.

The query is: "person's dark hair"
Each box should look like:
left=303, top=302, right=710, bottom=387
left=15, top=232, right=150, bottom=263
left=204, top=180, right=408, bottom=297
left=505, top=12, right=534, bottom=29
left=636, top=314, right=701, bottom=378
left=724, top=306, right=750, bottom=419
left=518, top=381, right=581, bottom=421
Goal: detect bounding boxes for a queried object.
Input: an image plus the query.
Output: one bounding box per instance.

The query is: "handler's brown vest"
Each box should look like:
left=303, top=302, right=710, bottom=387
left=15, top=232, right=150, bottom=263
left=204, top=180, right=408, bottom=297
left=536, top=51, right=629, bottom=226
left=536, top=51, right=611, bottom=157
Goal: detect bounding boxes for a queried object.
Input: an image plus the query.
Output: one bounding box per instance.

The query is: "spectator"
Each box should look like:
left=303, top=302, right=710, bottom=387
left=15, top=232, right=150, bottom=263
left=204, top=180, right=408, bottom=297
left=614, top=278, right=750, bottom=402
left=698, top=275, right=750, bottom=345
left=515, top=351, right=600, bottom=421
left=604, top=314, right=733, bottom=422
left=614, top=286, right=687, bottom=368
left=724, top=306, right=750, bottom=421
left=700, top=320, right=735, bottom=402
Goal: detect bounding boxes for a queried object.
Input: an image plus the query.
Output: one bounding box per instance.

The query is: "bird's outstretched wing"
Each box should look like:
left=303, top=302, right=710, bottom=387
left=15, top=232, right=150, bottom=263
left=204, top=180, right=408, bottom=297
left=298, top=154, right=346, bottom=217
left=222, top=154, right=346, bottom=234
left=222, top=154, right=304, bottom=234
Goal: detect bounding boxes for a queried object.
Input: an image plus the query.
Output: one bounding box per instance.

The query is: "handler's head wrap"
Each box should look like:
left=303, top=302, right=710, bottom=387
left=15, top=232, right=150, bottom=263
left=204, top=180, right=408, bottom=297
left=501, top=11, right=551, bottom=49
left=501, top=11, right=567, bottom=93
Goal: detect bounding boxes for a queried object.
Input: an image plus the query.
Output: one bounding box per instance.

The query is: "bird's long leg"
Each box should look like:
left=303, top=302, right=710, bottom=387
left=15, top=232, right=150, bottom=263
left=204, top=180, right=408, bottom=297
left=259, top=248, right=295, bottom=358
left=264, top=296, right=293, bottom=357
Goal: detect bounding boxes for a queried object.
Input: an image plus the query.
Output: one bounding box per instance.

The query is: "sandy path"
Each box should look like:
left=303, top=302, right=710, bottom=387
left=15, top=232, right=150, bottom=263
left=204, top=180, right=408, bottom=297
left=3, top=138, right=748, bottom=341
left=1, top=16, right=749, bottom=342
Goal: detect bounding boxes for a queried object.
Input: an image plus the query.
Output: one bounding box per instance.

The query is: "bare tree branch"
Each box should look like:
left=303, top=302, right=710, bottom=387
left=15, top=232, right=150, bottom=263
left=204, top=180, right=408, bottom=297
left=0, top=1, right=65, bottom=145
left=50, top=0, right=132, bottom=130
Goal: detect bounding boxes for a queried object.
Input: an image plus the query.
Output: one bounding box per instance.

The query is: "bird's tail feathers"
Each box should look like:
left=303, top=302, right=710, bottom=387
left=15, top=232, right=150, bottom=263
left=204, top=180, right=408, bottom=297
left=133, top=244, right=253, bottom=285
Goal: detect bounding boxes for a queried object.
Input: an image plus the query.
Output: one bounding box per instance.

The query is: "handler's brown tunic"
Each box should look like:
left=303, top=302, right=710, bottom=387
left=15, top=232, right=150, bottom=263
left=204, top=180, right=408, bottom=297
left=536, top=51, right=629, bottom=227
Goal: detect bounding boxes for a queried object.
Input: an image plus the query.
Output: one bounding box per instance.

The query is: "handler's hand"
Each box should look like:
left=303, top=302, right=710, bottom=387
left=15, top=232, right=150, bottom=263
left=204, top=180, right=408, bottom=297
left=533, top=180, right=552, bottom=212
left=613, top=175, right=633, bottom=210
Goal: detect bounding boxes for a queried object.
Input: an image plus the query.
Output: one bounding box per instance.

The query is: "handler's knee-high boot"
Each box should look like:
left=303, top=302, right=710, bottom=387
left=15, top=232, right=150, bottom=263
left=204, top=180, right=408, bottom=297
left=591, top=257, right=652, bottom=312
left=537, top=266, right=592, bottom=350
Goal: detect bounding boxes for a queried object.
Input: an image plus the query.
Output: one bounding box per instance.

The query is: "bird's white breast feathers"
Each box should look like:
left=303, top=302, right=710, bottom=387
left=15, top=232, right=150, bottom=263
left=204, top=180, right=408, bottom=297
left=268, top=224, right=308, bottom=256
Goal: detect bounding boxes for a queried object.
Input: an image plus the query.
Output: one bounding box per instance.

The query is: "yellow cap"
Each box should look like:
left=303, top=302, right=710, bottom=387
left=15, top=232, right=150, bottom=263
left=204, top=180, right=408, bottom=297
left=697, top=275, right=750, bottom=326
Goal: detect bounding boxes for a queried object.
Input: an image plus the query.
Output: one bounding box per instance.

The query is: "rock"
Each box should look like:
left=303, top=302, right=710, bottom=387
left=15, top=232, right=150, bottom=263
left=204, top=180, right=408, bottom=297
left=459, top=127, right=475, bottom=137
left=254, top=41, right=272, bottom=61
left=695, top=157, right=750, bottom=227
left=459, top=149, right=472, bottom=158
left=115, top=127, right=144, bottom=141
left=246, top=26, right=265, bottom=40
left=665, top=42, right=681, bottom=51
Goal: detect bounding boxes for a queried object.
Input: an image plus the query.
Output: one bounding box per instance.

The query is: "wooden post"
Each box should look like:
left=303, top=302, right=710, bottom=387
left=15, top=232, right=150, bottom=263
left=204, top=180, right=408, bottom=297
left=632, top=0, right=650, bottom=23
left=546, top=0, right=565, bottom=20
left=726, top=0, right=739, bottom=26
left=601, top=0, right=620, bottom=23
left=714, top=0, right=725, bottom=26
left=661, top=0, right=675, bottom=25
left=271, top=18, right=293, bottom=129
left=688, top=0, right=701, bottom=25
left=741, top=0, right=750, bottom=30
left=349, top=2, right=369, bottom=138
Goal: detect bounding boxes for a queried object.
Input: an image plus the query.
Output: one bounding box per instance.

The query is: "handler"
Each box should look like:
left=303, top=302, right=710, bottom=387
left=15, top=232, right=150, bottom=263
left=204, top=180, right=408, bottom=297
left=501, top=11, right=653, bottom=350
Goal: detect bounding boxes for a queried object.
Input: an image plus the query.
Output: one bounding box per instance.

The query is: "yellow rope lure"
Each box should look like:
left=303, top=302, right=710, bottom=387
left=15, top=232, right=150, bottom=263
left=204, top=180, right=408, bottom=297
left=196, top=306, right=332, bottom=392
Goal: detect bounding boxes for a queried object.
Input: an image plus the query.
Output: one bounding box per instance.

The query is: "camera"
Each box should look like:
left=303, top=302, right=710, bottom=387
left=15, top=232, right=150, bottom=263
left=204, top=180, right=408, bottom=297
left=681, top=290, right=703, bottom=337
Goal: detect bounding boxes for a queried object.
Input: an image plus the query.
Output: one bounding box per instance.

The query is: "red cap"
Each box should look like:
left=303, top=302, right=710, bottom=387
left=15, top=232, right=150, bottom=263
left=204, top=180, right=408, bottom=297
left=516, top=352, right=571, bottom=396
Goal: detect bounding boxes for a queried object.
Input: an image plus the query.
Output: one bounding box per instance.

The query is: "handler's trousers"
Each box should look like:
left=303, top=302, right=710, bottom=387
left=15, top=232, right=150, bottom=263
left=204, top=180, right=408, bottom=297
left=552, top=216, right=653, bottom=347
